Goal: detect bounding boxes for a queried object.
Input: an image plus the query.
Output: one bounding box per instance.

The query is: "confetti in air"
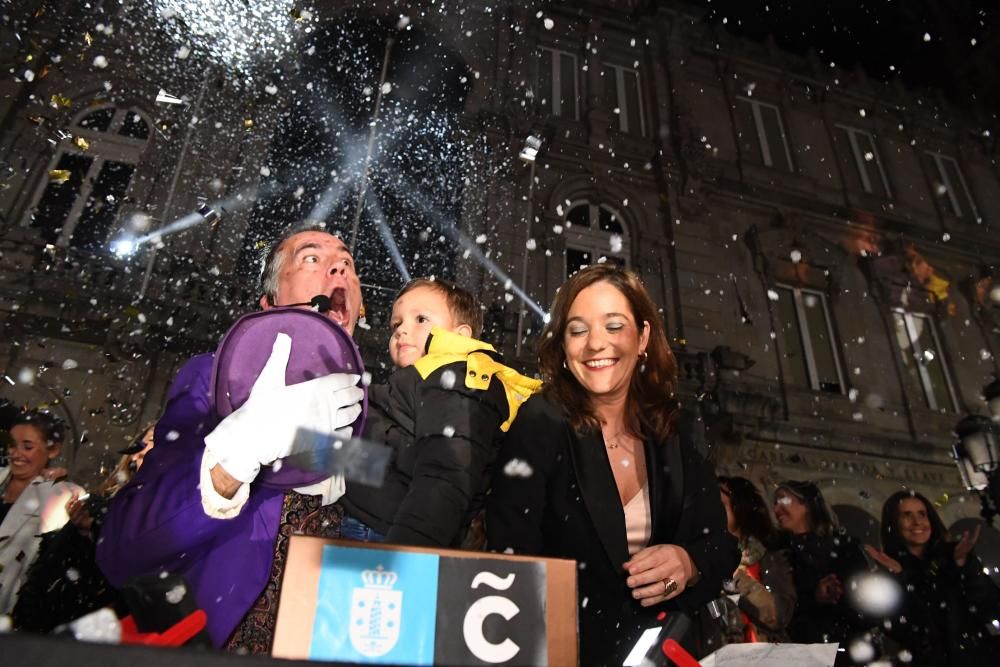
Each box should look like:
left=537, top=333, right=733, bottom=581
left=149, top=1, right=302, bottom=74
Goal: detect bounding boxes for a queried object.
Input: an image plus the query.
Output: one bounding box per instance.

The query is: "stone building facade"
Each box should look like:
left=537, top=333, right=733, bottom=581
left=1, top=1, right=998, bottom=560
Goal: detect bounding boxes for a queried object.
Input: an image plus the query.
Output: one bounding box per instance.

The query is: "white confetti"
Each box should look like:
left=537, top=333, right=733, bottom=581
left=442, top=425, right=455, bottom=437
left=503, top=458, right=534, bottom=478
left=62, top=359, right=79, bottom=370
left=165, top=583, right=187, bottom=604
left=849, top=571, right=902, bottom=616
left=92, top=55, right=109, bottom=68
left=543, top=18, right=554, bottom=30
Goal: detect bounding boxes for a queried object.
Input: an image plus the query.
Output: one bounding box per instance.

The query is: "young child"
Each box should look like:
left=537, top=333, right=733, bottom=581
left=339, top=278, right=541, bottom=548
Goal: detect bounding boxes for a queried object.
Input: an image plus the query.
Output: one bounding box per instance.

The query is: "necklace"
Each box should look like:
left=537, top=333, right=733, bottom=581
left=604, top=430, right=636, bottom=455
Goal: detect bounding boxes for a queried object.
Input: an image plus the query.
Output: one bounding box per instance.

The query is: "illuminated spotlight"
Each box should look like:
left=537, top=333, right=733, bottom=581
left=110, top=237, right=138, bottom=257
left=518, top=135, right=543, bottom=163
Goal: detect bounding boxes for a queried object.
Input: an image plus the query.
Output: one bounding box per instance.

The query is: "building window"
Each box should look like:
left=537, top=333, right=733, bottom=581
left=563, top=202, right=628, bottom=277
left=836, top=125, right=892, bottom=198
left=925, top=151, right=980, bottom=221
left=774, top=285, right=845, bottom=393
left=602, top=64, right=644, bottom=135
left=29, top=106, right=148, bottom=252
left=892, top=309, right=957, bottom=412
left=538, top=46, right=579, bottom=119
left=735, top=97, right=794, bottom=171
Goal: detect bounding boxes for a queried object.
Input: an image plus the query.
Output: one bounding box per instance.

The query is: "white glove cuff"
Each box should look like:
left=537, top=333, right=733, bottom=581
left=204, top=422, right=261, bottom=484
left=200, top=449, right=251, bottom=519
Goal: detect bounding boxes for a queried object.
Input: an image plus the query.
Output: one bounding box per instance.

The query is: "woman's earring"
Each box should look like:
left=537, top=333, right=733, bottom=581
left=562, top=359, right=567, bottom=369
left=639, top=351, right=648, bottom=373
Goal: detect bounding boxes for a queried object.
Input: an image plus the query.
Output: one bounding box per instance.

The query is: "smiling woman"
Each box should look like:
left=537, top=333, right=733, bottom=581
left=487, top=265, right=739, bottom=665
left=0, top=410, right=77, bottom=614
left=870, top=490, right=1000, bottom=666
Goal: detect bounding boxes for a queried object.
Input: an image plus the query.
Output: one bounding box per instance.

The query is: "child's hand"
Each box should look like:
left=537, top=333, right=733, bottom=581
left=66, top=492, right=94, bottom=539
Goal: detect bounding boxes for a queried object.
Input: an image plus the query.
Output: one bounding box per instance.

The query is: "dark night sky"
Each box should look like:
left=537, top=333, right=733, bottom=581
left=692, top=0, right=998, bottom=121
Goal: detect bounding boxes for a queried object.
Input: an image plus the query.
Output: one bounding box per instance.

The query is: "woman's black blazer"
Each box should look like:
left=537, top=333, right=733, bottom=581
left=486, top=394, right=739, bottom=666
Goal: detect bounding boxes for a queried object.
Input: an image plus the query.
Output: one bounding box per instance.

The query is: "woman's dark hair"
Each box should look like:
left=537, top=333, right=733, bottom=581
left=538, top=264, right=678, bottom=442
left=775, top=480, right=840, bottom=538
left=719, top=476, right=778, bottom=548
left=880, top=490, right=948, bottom=558
left=10, top=409, right=66, bottom=446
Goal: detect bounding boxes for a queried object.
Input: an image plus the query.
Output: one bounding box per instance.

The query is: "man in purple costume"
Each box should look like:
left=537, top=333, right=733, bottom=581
left=96, top=227, right=366, bottom=649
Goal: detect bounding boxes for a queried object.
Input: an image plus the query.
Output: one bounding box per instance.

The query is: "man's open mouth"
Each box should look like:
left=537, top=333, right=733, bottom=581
left=329, top=287, right=349, bottom=325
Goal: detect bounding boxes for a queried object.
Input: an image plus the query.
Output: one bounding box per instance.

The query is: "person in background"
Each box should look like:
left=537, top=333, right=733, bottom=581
left=709, top=475, right=796, bottom=645
left=865, top=490, right=1000, bottom=666
left=0, top=410, right=77, bottom=614
left=487, top=264, right=738, bottom=666
left=773, top=480, right=869, bottom=650
left=12, top=422, right=156, bottom=633
left=339, top=278, right=540, bottom=547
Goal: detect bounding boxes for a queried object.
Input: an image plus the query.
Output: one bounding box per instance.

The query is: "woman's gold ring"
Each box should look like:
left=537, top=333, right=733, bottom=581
left=662, top=578, right=678, bottom=595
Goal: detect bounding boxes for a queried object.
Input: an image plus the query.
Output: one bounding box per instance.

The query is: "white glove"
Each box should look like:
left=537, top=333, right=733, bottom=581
left=205, top=332, right=364, bottom=483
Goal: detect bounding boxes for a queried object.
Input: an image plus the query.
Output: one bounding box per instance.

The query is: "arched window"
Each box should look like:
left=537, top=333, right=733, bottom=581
left=563, top=201, right=629, bottom=277
left=27, top=105, right=149, bottom=252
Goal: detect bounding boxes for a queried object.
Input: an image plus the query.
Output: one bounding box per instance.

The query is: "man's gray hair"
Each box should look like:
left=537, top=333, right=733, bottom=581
left=258, top=223, right=340, bottom=305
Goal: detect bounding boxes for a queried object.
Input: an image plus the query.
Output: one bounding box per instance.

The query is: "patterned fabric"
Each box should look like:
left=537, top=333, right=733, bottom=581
left=225, top=491, right=344, bottom=655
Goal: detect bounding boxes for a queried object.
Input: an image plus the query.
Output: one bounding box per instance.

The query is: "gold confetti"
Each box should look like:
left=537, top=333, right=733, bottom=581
left=48, top=169, right=71, bottom=184
left=39, top=64, right=50, bottom=79
left=27, top=115, right=45, bottom=125
left=243, top=118, right=254, bottom=129
left=84, top=32, right=93, bottom=47
left=73, top=136, right=90, bottom=151
left=25, top=54, right=33, bottom=62
left=50, top=93, right=72, bottom=108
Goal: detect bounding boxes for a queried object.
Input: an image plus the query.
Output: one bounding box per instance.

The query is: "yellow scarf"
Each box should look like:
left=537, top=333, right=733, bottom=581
left=413, top=327, right=542, bottom=432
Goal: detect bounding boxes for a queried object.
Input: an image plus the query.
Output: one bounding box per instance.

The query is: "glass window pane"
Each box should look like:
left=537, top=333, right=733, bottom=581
left=559, top=53, right=577, bottom=118
left=567, top=204, right=590, bottom=228
left=598, top=207, right=623, bottom=234
left=538, top=49, right=553, bottom=114
left=776, top=287, right=810, bottom=388
left=624, top=70, right=642, bottom=135
left=836, top=127, right=864, bottom=192
left=119, top=111, right=150, bottom=140
left=801, top=292, right=841, bottom=393
left=70, top=160, right=135, bottom=252
left=31, top=153, right=95, bottom=243
left=912, top=317, right=953, bottom=411
left=566, top=247, right=592, bottom=277
left=760, top=105, right=791, bottom=171
left=942, top=158, right=973, bottom=219
left=78, top=108, right=114, bottom=132
left=893, top=312, right=923, bottom=393
left=856, top=133, right=887, bottom=198
left=736, top=99, right=763, bottom=165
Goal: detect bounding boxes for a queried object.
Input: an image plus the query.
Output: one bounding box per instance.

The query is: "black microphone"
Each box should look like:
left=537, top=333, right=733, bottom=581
left=281, top=294, right=332, bottom=313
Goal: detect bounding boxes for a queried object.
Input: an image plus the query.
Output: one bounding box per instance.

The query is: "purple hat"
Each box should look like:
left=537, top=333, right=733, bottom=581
left=211, top=307, right=368, bottom=489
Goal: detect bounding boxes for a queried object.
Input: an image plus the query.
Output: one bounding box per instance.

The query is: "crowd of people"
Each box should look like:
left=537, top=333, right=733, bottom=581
left=2, top=224, right=998, bottom=666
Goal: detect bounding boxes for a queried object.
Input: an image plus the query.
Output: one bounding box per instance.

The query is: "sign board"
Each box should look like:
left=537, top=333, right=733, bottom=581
left=272, top=536, right=578, bottom=666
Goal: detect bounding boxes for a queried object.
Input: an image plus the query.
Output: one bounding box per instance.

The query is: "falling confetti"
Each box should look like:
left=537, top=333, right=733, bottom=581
left=48, top=169, right=71, bottom=183
left=150, top=1, right=301, bottom=75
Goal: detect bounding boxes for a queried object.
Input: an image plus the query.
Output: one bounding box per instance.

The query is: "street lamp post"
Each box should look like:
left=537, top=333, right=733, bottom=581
left=953, top=378, right=1000, bottom=524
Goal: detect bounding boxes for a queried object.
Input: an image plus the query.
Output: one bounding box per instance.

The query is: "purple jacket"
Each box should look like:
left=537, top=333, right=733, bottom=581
left=96, top=354, right=286, bottom=646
